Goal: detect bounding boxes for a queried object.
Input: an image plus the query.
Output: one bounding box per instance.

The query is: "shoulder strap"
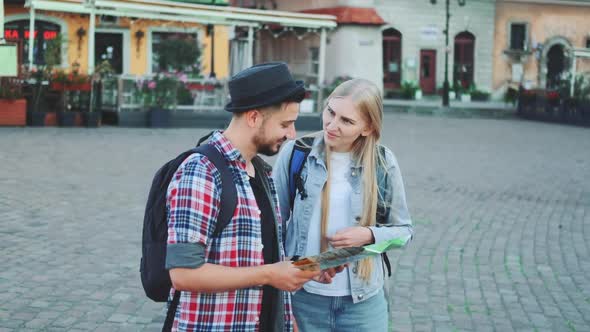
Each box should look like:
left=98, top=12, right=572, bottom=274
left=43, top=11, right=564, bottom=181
left=376, top=145, right=389, bottom=223
left=288, top=137, right=315, bottom=209
left=376, top=145, right=393, bottom=277
left=162, top=291, right=180, bottom=332
left=193, top=143, right=237, bottom=238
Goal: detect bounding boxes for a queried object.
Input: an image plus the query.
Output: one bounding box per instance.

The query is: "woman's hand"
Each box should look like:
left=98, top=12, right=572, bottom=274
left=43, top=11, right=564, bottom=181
left=312, top=264, right=348, bottom=284
left=327, top=227, right=374, bottom=248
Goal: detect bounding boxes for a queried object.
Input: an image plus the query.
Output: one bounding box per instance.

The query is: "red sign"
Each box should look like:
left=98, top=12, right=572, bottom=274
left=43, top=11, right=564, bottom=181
left=4, top=29, right=57, bottom=40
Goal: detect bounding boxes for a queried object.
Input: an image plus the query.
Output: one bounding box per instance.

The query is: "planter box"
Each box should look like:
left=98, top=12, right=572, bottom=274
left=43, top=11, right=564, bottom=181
left=51, top=82, right=92, bottom=92
left=118, top=110, right=150, bottom=127
left=0, top=99, right=27, bottom=126
left=150, top=108, right=171, bottom=128
left=460, top=94, right=471, bottom=102
left=28, top=111, right=57, bottom=126
left=57, top=112, right=77, bottom=127
left=82, top=112, right=102, bottom=127
left=414, top=90, right=423, bottom=100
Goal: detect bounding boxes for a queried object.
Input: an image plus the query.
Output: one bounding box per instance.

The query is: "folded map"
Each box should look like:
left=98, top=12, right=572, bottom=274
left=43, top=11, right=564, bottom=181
left=292, top=235, right=411, bottom=271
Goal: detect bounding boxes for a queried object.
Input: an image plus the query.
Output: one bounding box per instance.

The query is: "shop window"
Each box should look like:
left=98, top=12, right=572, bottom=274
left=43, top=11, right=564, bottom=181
left=151, top=32, right=199, bottom=74
left=3, top=19, right=61, bottom=66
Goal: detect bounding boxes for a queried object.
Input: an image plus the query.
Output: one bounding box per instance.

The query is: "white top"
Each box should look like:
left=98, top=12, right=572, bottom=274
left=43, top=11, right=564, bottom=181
left=304, top=151, right=353, bottom=296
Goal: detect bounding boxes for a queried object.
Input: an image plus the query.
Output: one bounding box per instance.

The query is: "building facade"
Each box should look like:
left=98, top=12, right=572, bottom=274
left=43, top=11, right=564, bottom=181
left=242, top=0, right=496, bottom=96
left=3, top=0, right=335, bottom=80
left=493, top=0, right=590, bottom=94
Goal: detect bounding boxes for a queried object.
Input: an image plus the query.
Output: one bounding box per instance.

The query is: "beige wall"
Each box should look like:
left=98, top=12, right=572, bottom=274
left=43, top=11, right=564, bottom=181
left=494, top=1, right=590, bottom=90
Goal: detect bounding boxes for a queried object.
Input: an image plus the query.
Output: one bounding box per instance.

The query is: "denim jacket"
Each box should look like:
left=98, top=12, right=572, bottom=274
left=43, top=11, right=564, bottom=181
left=272, top=135, right=413, bottom=304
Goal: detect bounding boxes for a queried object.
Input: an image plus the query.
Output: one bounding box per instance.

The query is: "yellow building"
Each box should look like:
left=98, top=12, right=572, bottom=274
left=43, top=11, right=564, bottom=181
left=493, top=0, right=590, bottom=93
left=3, top=0, right=335, bottom=79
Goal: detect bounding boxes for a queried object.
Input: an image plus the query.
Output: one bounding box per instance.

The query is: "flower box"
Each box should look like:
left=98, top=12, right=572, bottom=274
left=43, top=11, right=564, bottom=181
left=0, top=99, right=27, bottom=126
left=51, top=82, right=92, bottom=91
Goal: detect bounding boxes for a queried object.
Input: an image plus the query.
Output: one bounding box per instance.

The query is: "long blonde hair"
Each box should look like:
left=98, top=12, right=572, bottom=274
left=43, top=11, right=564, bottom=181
left=320, top=78, right=385, bottom=281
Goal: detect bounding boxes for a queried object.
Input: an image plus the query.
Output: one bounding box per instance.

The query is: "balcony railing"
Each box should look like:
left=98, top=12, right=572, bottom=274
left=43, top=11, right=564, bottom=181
left=98, top=74, right=228, bottom=113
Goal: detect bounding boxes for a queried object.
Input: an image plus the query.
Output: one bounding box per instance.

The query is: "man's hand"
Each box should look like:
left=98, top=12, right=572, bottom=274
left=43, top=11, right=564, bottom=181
left=327, top=226, right=374, bottom=248
left=312, top=264, right=348, bottom=284
left=266, top=261, right=320, bottom=292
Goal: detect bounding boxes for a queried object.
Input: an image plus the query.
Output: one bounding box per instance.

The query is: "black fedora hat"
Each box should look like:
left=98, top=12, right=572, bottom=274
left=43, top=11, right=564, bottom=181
left=225, top=62, right=306, bottom=113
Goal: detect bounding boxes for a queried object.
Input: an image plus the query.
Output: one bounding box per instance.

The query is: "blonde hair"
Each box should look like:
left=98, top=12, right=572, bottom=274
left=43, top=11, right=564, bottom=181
left=320, top=78, right=385, bottom=282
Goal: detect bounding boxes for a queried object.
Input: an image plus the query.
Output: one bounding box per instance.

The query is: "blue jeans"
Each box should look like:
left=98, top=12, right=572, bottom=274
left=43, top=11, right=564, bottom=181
left=292, top=288, right=388, bottom=332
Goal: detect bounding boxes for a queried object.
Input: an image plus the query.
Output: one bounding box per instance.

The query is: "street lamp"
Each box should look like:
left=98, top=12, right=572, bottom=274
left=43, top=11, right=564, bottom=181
left=430, top=0, right=466, bottom=107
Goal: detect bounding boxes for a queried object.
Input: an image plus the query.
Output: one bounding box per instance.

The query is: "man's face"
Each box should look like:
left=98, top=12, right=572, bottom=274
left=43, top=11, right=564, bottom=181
left=253, top=102, right=300, bottom=156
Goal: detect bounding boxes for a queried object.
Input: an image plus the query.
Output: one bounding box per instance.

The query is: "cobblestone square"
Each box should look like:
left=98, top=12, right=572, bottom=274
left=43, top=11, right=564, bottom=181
left=1, top=114, right=589, bottom=331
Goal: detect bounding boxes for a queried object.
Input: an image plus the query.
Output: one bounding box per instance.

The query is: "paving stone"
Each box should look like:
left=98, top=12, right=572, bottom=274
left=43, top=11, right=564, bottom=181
left=1, top=116, right=589, bottom=331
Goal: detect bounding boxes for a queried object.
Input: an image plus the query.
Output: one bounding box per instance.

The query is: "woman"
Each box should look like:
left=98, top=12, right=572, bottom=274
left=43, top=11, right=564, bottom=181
left=272, top=78, right=414, bottom=331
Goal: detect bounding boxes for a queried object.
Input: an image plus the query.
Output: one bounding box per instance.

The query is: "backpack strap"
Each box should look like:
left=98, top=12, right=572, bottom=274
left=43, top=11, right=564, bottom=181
left=288, top=137, right=315, bottom=210
left=193, top=143, right=237, bottom=238
left=162, top=291, right=180, bottom=332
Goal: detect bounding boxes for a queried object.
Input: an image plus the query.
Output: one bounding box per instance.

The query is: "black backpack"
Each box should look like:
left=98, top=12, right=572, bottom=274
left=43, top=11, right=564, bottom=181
left=287, top=137, right=393, bottom=276
left=140, top=133, right=237, bottom=331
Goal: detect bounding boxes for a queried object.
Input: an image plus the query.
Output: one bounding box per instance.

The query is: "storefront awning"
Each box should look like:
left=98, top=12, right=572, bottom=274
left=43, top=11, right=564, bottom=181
left=24, top=0, right=336, bottom=80
left=26, top=0, right=337, bottom=28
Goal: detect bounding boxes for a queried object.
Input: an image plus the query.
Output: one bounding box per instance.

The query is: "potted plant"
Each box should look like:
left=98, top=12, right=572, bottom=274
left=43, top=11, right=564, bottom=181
left=469, top=84, right=490, bottom=102
left=26, top=33, right=65, bottom=126
left=24, top=66, right=51, bottom=126
left=458, top=82, right=472, bottom=102
left=0, top=77, right=26, bottom=126
left=52, top=63, right=91, bottom=127
left=414, top=88, right=423, bottom=100
left=138, top=72, right=182, bottom=127
left=83, top=60, right=114, bottom=127
left=400, top=81, right=419, bottom=100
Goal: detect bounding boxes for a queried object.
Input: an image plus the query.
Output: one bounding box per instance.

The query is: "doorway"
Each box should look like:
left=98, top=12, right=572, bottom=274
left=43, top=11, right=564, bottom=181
left=546, top=44, right=565, bottom=89
left=383, top=28, right=402, bottom=90
left=419, top=49, right=436, bottom=94
left=95, top=32, right=123, bottom=74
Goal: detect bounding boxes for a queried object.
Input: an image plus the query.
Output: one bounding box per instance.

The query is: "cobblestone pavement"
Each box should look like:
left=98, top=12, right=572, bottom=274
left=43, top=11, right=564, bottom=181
left=0, top=114, right=589, bottom=331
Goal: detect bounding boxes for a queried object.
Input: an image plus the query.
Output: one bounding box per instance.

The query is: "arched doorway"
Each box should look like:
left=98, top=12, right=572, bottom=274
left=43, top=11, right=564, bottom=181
left=453, top=31, right=475, bottom=89
left=540, top=36, right=572, bottom=89
left=382, top=28, right=402, bottom=90
left=546, top=44, right=566, bottom=89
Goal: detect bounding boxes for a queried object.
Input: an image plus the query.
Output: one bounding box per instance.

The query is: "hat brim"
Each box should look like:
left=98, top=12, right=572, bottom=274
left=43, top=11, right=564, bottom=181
left=225, top=80, right=306, bottom=113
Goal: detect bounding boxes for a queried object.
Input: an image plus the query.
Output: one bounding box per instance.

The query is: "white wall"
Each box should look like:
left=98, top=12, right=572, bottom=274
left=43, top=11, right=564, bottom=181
left=325, top=26, right=383, bottom=90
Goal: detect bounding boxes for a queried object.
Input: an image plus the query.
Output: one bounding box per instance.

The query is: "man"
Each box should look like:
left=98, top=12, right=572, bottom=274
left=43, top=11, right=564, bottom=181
left=165, top=62, right=323, bottom=331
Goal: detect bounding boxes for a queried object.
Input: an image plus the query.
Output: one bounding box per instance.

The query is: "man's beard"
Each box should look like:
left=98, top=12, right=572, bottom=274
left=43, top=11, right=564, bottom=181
left=253, top=130, right=287, bottom=156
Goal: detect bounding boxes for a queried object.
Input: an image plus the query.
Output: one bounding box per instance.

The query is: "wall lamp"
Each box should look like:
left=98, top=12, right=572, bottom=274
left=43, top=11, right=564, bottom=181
left=76, top=27, right=86, bottom=51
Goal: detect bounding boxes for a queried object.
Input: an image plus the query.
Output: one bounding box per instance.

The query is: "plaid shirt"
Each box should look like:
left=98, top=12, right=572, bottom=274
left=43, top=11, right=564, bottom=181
left=166, top=131, right=293, bottom=332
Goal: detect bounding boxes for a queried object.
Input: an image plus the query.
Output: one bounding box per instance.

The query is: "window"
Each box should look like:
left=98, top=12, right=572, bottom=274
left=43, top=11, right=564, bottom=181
left=3, top=19, right=61, bottom=66
left=98, top=15, right=118, bottom=26
left=509, top=23, right=527, bottom=50
left=309, top=47, right=319, bottom=78
left=151, top=32, right=199, bottom=73
left=586, top=37, right=590, bottom=49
